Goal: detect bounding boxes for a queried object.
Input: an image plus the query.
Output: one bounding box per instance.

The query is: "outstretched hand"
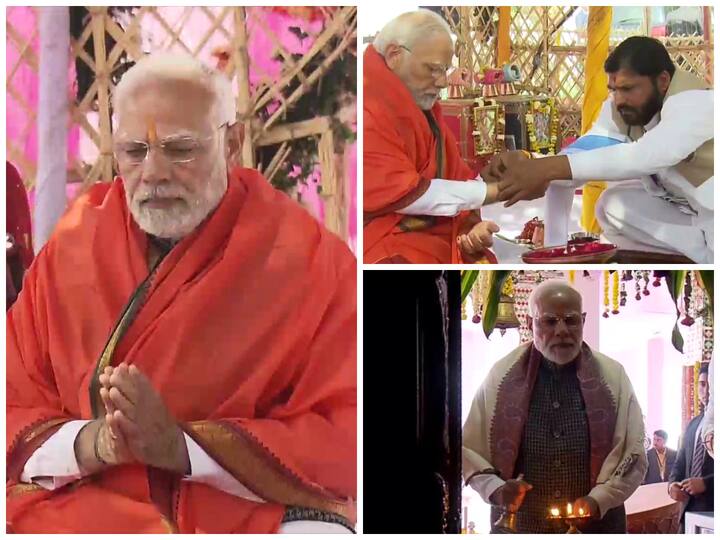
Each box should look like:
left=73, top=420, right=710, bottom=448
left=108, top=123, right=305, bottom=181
left=496, top=158, right=552, bottom=207
left=486, top=153, right=572, bottom=207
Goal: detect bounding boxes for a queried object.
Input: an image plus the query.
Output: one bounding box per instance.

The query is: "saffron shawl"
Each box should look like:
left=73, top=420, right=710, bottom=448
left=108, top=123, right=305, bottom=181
left=363, top=44, right=494, bottom=264
left=7, top=168, right=356, bottom=533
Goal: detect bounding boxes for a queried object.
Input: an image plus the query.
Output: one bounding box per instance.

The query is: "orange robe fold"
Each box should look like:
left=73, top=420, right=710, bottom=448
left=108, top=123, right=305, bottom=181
left=7, top=167, right=357, bottom=533
left=363, top=45, right=494, bottom=264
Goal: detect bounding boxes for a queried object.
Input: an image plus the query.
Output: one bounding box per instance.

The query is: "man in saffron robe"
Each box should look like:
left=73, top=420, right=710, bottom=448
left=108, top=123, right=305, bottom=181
left=463, top=281, right=647, bottom=533
left=7, top=53, right=356, bottom=533
left=364, top=10, right=500, bottom=264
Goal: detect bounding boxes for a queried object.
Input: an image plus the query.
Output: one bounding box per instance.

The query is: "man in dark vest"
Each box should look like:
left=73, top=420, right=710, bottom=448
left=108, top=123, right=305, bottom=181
left=463, top=281, right=647, bottom=533
left=669, top=363, right=714, bottom=527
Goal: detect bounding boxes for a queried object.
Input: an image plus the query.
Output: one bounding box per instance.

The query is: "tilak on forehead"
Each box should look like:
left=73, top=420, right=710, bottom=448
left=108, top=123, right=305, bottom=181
left=146, top=117, right=158, bottom=144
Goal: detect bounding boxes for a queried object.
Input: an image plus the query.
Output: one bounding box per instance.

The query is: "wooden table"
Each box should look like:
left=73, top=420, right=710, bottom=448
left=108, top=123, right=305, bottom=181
left=625, top=483, right=683, bottom=533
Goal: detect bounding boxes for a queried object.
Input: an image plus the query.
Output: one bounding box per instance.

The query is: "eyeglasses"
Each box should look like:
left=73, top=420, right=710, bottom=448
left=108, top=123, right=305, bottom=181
left=399, top=45, right=452, bottom=81
left=533, top=312, right=586, bottom=330
left=114, top=124, right=226, bottom=166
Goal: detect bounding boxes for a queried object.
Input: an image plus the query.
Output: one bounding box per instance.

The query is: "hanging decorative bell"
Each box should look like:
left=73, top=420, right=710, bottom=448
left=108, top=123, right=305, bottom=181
left=495, top=294, right=520, bottom=330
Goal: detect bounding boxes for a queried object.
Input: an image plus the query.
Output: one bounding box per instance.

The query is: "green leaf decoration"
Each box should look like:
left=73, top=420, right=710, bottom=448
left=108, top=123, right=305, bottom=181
left=460, top=270, right=479, bottom=303
left=664, top=270, right=687, bottom=353
left=671, top=325, right=685, bottom=354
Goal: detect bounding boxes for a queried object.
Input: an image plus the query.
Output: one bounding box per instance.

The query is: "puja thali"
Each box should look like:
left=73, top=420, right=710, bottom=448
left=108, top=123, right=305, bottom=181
left=522, top=238, right=617, bottom=264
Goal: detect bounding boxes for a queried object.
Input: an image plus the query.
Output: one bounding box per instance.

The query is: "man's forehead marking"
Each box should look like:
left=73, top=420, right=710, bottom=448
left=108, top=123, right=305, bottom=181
left=146, top=117, right=158, bottom=144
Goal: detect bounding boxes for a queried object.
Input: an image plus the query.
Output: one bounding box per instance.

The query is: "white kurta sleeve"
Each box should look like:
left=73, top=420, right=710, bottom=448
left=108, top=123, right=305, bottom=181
left=568, top=89, right=713, bottom=181
left=20, top=420, right=264, bottom=503
left=20, top=419, right=91, bottom=489
left=543, top=181, right=576, bottom=246
left=277, top=521, right=353, bottom=533
left=397, top=178, right=488, bottom=216
left=543, top=97, right=626, bottom=245
left=182, top=433, right=264, bottom=502
left=468, top=473, right=506, bottom=504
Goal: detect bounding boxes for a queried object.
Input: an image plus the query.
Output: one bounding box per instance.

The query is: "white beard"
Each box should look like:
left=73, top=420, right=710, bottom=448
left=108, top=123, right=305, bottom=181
left=414, top=92, right=439, bottom=110
left=541, top=344, right=581, bottom=365
left=127, top=176, right=226, bottom=240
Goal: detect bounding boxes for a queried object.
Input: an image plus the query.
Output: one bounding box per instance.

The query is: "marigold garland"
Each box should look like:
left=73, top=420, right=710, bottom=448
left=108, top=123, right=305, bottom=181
left=612, top=271, right=619, bottom=314
left=603, top=270, right=610, bottom=318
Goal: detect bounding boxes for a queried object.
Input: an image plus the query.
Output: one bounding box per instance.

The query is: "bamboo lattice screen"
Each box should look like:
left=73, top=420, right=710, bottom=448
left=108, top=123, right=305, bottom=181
left=6, top=6, right=356, bottom=240
left=7, top=8, right=39, bottom=184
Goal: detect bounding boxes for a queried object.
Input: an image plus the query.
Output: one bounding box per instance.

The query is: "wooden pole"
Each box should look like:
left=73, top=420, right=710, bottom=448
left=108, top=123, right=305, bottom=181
left=233, top=7, right=255, bottom=169
left=256, top=116, right=330, bottom=146
left=333, top=144, right=348, bottom=242
left=90, top=7, right=114, bottom=182
left=643, top=7, right=652, bottom=37
left=497, top=6, right=511, bottom=65
left=703, top=6, right=713, bottom=83
left=459, top=7, right=471, bottom=77
left=318, top=128, right=344, bottom=238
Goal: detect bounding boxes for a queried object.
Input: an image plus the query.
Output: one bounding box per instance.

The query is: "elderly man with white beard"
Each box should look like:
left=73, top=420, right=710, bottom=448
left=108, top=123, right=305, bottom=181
left=462, top=280, right=647, bottom=533
left=7, top=53, right=356, bottom=533
left=363, top=9, right=501, bottom=264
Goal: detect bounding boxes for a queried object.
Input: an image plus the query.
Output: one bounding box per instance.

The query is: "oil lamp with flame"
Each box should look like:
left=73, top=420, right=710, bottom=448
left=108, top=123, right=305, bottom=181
left=548, top=502, right=590, bottom=533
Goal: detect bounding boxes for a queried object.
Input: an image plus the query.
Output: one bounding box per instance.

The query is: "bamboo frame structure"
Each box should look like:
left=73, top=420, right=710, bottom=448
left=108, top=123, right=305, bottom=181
left=7, top=6, right=356, bottom=240
left=7, top=10, right=40, bottom=182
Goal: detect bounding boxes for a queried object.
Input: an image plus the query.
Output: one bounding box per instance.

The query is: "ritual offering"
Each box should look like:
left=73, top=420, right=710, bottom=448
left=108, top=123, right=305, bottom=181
left=522, top=239, right=617, bottom=264
left=569, top=232, right=600, bottom=244
left=547, top=502, right=591, bottom=533
left=517, top=217, right=544, bottom=247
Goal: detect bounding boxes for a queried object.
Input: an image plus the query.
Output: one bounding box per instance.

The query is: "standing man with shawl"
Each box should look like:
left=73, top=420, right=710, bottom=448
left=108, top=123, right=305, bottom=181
left=7, top=53, right=356, bottom=533
left=463, top=281, right=647, bottom=533
left=364, top=10, right=500, bottom=264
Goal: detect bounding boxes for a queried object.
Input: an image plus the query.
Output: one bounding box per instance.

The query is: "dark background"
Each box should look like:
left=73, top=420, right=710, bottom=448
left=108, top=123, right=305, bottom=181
left=363, top=270, right=463, bottom=533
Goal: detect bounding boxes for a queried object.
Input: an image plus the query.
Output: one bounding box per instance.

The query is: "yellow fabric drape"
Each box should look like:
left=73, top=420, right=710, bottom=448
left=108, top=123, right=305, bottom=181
left=580, top=6, right=612, bottom=233
left=497, top=7, right=511, bottom=65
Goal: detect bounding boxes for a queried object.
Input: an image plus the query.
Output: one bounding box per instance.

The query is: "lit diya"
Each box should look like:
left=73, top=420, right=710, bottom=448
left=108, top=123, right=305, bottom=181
left=548, top=502, right=591, bottom=533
